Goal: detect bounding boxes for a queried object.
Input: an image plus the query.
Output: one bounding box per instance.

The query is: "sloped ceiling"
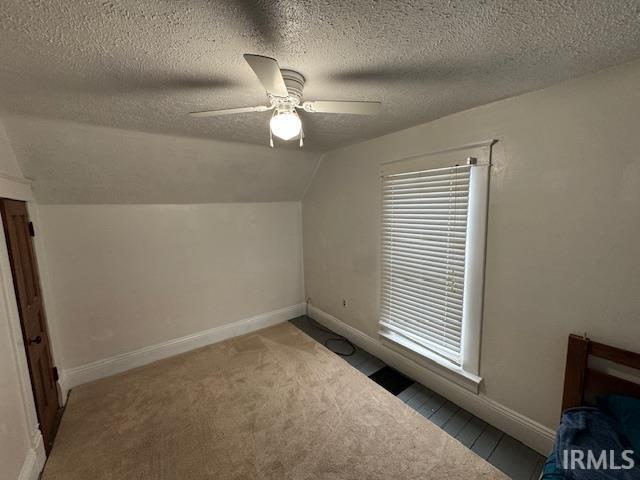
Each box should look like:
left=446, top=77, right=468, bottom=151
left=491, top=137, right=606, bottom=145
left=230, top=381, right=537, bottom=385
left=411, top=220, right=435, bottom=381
left=1, top=1, right=640, bottom=152
left=4, top=116, right=320, bottom=204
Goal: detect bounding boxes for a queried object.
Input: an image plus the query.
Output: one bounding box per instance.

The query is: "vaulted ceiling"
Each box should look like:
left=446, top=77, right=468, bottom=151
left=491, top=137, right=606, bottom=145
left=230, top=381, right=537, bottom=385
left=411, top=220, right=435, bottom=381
left=1, top=1, right=640, bottom=152
left=3, top=116, right=320, bottom=204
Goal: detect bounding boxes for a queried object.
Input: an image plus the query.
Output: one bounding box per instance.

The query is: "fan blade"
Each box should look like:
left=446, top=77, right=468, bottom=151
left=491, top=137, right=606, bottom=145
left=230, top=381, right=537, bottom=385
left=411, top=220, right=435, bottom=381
left=243, top=54, right=289, bottom=97
left=301, top=100, right=381, bottom=115
left=188, top=105, right=271, bottom=118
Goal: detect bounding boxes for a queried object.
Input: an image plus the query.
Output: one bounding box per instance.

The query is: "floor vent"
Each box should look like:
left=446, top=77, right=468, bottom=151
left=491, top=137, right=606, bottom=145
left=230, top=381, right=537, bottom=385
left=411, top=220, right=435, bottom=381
left=368, top=366, right=413, bottom=395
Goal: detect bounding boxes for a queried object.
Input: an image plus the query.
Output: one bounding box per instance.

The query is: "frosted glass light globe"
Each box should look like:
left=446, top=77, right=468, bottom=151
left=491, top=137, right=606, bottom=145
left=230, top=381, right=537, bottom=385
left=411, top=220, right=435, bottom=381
left=270, top=111, right=302, bottom=141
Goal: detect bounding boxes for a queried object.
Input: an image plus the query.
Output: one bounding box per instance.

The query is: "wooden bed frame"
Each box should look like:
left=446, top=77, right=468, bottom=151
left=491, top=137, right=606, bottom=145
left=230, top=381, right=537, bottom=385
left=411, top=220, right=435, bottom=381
left=562, top=334, right=640, bottom=412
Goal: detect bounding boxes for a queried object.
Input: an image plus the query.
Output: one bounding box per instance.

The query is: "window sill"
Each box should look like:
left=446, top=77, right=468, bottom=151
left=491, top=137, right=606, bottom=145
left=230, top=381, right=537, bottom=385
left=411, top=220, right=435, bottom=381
left=379, top=330, right=482, bottom=394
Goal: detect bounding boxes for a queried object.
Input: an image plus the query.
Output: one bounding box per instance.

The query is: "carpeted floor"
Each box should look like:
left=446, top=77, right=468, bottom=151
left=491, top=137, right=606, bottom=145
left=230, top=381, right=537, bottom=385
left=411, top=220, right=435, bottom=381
left=43, top=323, right=507, bottom=479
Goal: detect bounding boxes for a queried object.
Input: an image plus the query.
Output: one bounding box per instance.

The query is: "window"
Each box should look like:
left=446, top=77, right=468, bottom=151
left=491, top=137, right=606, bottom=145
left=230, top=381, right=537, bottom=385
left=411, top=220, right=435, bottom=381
left=379, top=142, right=491, bottom=389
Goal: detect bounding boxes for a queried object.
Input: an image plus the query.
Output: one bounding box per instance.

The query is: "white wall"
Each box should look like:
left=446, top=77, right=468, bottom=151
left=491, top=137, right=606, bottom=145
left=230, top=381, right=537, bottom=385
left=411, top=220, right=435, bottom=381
left=37, top=202, right=304, bottom=371
left=0, top=122, right=23, bottom=179
left=303, top=59, right=640, bottom=439
left=0, top=119, right=32, bottom=201
left=0, top=309, right=33, bottom=480
left=0, top=119, right=45, bottom=480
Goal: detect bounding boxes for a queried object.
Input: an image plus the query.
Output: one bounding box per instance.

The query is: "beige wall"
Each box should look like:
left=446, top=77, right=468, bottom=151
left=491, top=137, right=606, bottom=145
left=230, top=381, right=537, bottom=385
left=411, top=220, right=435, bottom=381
left=38, top=202, right=304, bottom=370
left=303, top=59, right=640, bottom=431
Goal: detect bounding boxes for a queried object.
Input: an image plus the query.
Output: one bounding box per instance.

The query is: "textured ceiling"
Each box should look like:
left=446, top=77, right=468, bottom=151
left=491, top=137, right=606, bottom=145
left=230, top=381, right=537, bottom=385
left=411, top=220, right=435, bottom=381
left=1, top=1, right=640, bottom=152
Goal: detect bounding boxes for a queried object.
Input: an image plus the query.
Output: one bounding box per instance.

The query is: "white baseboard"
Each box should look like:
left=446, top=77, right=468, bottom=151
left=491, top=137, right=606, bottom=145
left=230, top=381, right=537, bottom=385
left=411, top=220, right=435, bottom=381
left=18, top=429, right=46, bottom=480
left=308, top=305, right=556, bottom=455
left=60, top=303, right=306, bottom=395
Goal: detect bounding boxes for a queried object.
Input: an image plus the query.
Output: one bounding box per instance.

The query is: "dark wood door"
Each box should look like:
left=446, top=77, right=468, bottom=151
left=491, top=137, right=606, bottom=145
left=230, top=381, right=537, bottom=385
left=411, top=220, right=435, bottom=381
left=0, top=199, right=60, bottom=453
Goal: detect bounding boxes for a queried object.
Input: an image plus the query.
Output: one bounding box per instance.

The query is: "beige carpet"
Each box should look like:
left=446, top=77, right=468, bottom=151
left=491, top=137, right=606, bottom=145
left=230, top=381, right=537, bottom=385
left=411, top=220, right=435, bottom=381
left=43, top=323, right=506, bottom=479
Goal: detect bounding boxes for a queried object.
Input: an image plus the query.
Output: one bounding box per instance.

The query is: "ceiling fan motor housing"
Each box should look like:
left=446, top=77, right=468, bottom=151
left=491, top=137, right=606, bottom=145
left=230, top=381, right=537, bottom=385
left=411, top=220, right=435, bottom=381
left=279, top=69, right=305, bottom=104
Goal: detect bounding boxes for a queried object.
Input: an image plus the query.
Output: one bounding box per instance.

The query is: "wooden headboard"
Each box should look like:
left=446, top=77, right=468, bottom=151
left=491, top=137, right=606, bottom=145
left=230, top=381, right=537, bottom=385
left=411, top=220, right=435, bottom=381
left=562, top=334, right=640, bottom=412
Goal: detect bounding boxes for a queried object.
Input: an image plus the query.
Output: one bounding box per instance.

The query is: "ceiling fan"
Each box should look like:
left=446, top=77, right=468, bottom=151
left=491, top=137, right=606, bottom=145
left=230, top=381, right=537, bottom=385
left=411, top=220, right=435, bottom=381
left=188, top=54, right=382, bottom=147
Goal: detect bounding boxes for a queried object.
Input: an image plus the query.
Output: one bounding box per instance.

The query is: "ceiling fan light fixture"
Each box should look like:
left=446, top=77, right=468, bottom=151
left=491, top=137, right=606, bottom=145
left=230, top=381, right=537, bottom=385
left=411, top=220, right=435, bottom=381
left=270, top=111, right=302, bottom=141
left=188, top=54, right=382, bottom=147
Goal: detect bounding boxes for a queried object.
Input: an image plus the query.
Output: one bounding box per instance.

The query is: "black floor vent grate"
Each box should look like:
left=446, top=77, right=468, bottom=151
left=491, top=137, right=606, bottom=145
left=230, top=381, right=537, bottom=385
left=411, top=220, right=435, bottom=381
left=368, top=366, right=413, bottom=395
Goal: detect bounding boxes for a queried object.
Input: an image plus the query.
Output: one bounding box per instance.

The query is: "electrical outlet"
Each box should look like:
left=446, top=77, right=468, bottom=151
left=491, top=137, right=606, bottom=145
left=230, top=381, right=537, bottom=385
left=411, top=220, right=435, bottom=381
left=342, top=299, right=347, bottom=307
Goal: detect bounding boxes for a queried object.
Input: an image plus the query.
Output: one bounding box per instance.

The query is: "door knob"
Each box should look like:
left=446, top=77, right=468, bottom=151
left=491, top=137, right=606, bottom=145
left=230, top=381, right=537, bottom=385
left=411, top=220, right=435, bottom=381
left=29, top=335, right=42, bottom=345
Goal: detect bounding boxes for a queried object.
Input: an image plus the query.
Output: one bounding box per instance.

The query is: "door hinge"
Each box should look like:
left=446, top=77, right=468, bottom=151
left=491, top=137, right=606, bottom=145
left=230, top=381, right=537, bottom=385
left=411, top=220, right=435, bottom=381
left=53, top=367, right=59, bottom=381
left=28, top=222, right=35, bottom=237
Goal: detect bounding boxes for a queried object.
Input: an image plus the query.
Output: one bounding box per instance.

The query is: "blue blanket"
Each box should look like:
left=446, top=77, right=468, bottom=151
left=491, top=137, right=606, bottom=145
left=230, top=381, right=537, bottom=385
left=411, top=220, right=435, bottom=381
left=550, top=407, right=639, bottom=480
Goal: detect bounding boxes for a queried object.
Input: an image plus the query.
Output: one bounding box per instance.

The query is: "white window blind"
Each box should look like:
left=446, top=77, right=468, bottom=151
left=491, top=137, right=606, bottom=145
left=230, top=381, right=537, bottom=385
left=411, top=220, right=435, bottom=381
left=380, top=164, right=472, bottom=364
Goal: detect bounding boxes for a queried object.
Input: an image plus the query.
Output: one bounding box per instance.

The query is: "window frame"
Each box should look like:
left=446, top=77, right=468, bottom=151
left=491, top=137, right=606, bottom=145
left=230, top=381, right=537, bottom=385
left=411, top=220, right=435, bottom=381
left=378, top=140, right=494, bottom=392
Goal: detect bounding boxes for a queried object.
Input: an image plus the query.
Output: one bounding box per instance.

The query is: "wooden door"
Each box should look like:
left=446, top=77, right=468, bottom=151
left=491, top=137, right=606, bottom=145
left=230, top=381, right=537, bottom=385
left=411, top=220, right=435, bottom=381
left=0, top=199, right=60, bottom=453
